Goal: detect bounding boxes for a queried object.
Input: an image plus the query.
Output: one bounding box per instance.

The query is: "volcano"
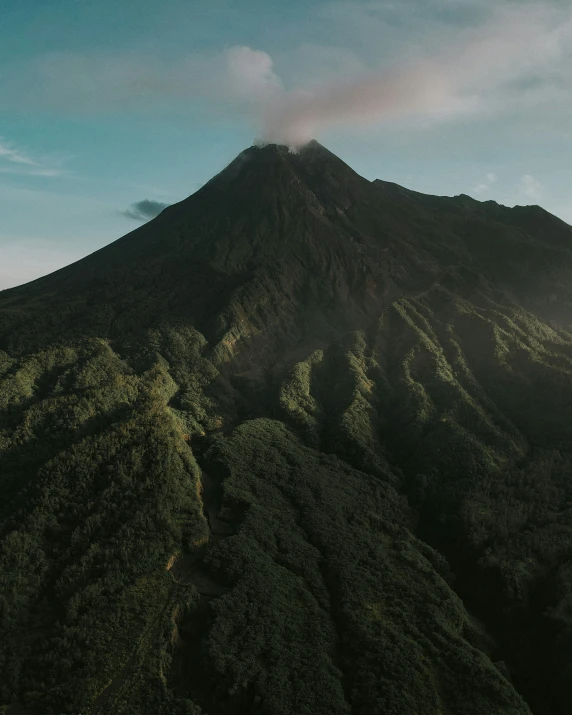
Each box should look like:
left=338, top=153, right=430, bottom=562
left=1, top=141, right=572, bottom=715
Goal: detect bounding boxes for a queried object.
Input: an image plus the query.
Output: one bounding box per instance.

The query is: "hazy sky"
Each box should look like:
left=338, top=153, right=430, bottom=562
left=1, top=0, right=571, bottom=289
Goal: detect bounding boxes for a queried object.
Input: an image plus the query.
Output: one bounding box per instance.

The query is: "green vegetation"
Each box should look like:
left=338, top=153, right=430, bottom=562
left=1, top=141, right=572, bottom=714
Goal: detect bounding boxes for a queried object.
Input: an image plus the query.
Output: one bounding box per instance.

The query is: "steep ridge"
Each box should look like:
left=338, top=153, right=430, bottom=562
left=1, top=142, right=572, bottom=715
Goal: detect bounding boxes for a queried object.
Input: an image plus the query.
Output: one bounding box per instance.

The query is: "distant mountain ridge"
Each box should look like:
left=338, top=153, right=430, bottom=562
left=1, top=141, right=572, bottom=715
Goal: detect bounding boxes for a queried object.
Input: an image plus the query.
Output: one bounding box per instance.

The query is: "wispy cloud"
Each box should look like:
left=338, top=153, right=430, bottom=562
left=0, top=137, right=68, bottom=178
left=0, top=166, right=66, bottom=178
left=0, top=139, right=38, bottom=166
left=520, top=174, right=542, bottom=202
left=121, top=199, right=171, bottom=222
left=474, top=171, right=497, bottom=195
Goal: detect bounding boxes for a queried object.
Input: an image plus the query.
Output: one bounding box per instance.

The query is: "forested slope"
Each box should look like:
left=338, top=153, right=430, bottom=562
left=1, top=142, right=572, bottom=715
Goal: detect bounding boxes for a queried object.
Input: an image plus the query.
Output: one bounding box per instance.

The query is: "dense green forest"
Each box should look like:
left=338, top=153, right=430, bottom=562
left=1, top=141, right=572, bottom=714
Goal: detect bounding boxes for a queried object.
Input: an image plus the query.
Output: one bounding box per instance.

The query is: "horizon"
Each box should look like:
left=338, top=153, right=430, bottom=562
left=1, top=0, right=571, bottom=289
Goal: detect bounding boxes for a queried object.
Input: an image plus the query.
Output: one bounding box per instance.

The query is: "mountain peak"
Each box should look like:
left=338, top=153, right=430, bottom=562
left=248, top=138, right=327, bottom=156
left=198, top=138, right=362, bottom=201
left=236, top=138, right=355, bottom=171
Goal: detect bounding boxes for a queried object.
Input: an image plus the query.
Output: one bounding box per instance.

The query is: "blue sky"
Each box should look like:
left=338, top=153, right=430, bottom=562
left=1, top=0, right=571, bottom=288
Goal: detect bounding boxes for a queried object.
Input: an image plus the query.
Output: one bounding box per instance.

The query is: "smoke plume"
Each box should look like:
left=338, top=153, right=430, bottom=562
left=259, top=62, right=450, bottom=147
left=232, top=2, right=572, bottom=148
left=2, top=1, right=569, bottom=149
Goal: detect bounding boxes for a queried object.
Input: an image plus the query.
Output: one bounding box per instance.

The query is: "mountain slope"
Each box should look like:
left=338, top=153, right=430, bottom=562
left=1, top=141, right=572, bottom=715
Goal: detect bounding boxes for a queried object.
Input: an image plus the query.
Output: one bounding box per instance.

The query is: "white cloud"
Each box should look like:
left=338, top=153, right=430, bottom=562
left=473, top=171, right=497, bottom=196
left=520, top=174, right=542, bottom=202
left=225, top=46, right=282, bottom=101
left=473, top=171, right=544, bottom=204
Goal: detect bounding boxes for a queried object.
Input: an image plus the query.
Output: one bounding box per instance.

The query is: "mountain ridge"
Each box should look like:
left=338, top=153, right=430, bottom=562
left=2, top=140, right=571, bottom=356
